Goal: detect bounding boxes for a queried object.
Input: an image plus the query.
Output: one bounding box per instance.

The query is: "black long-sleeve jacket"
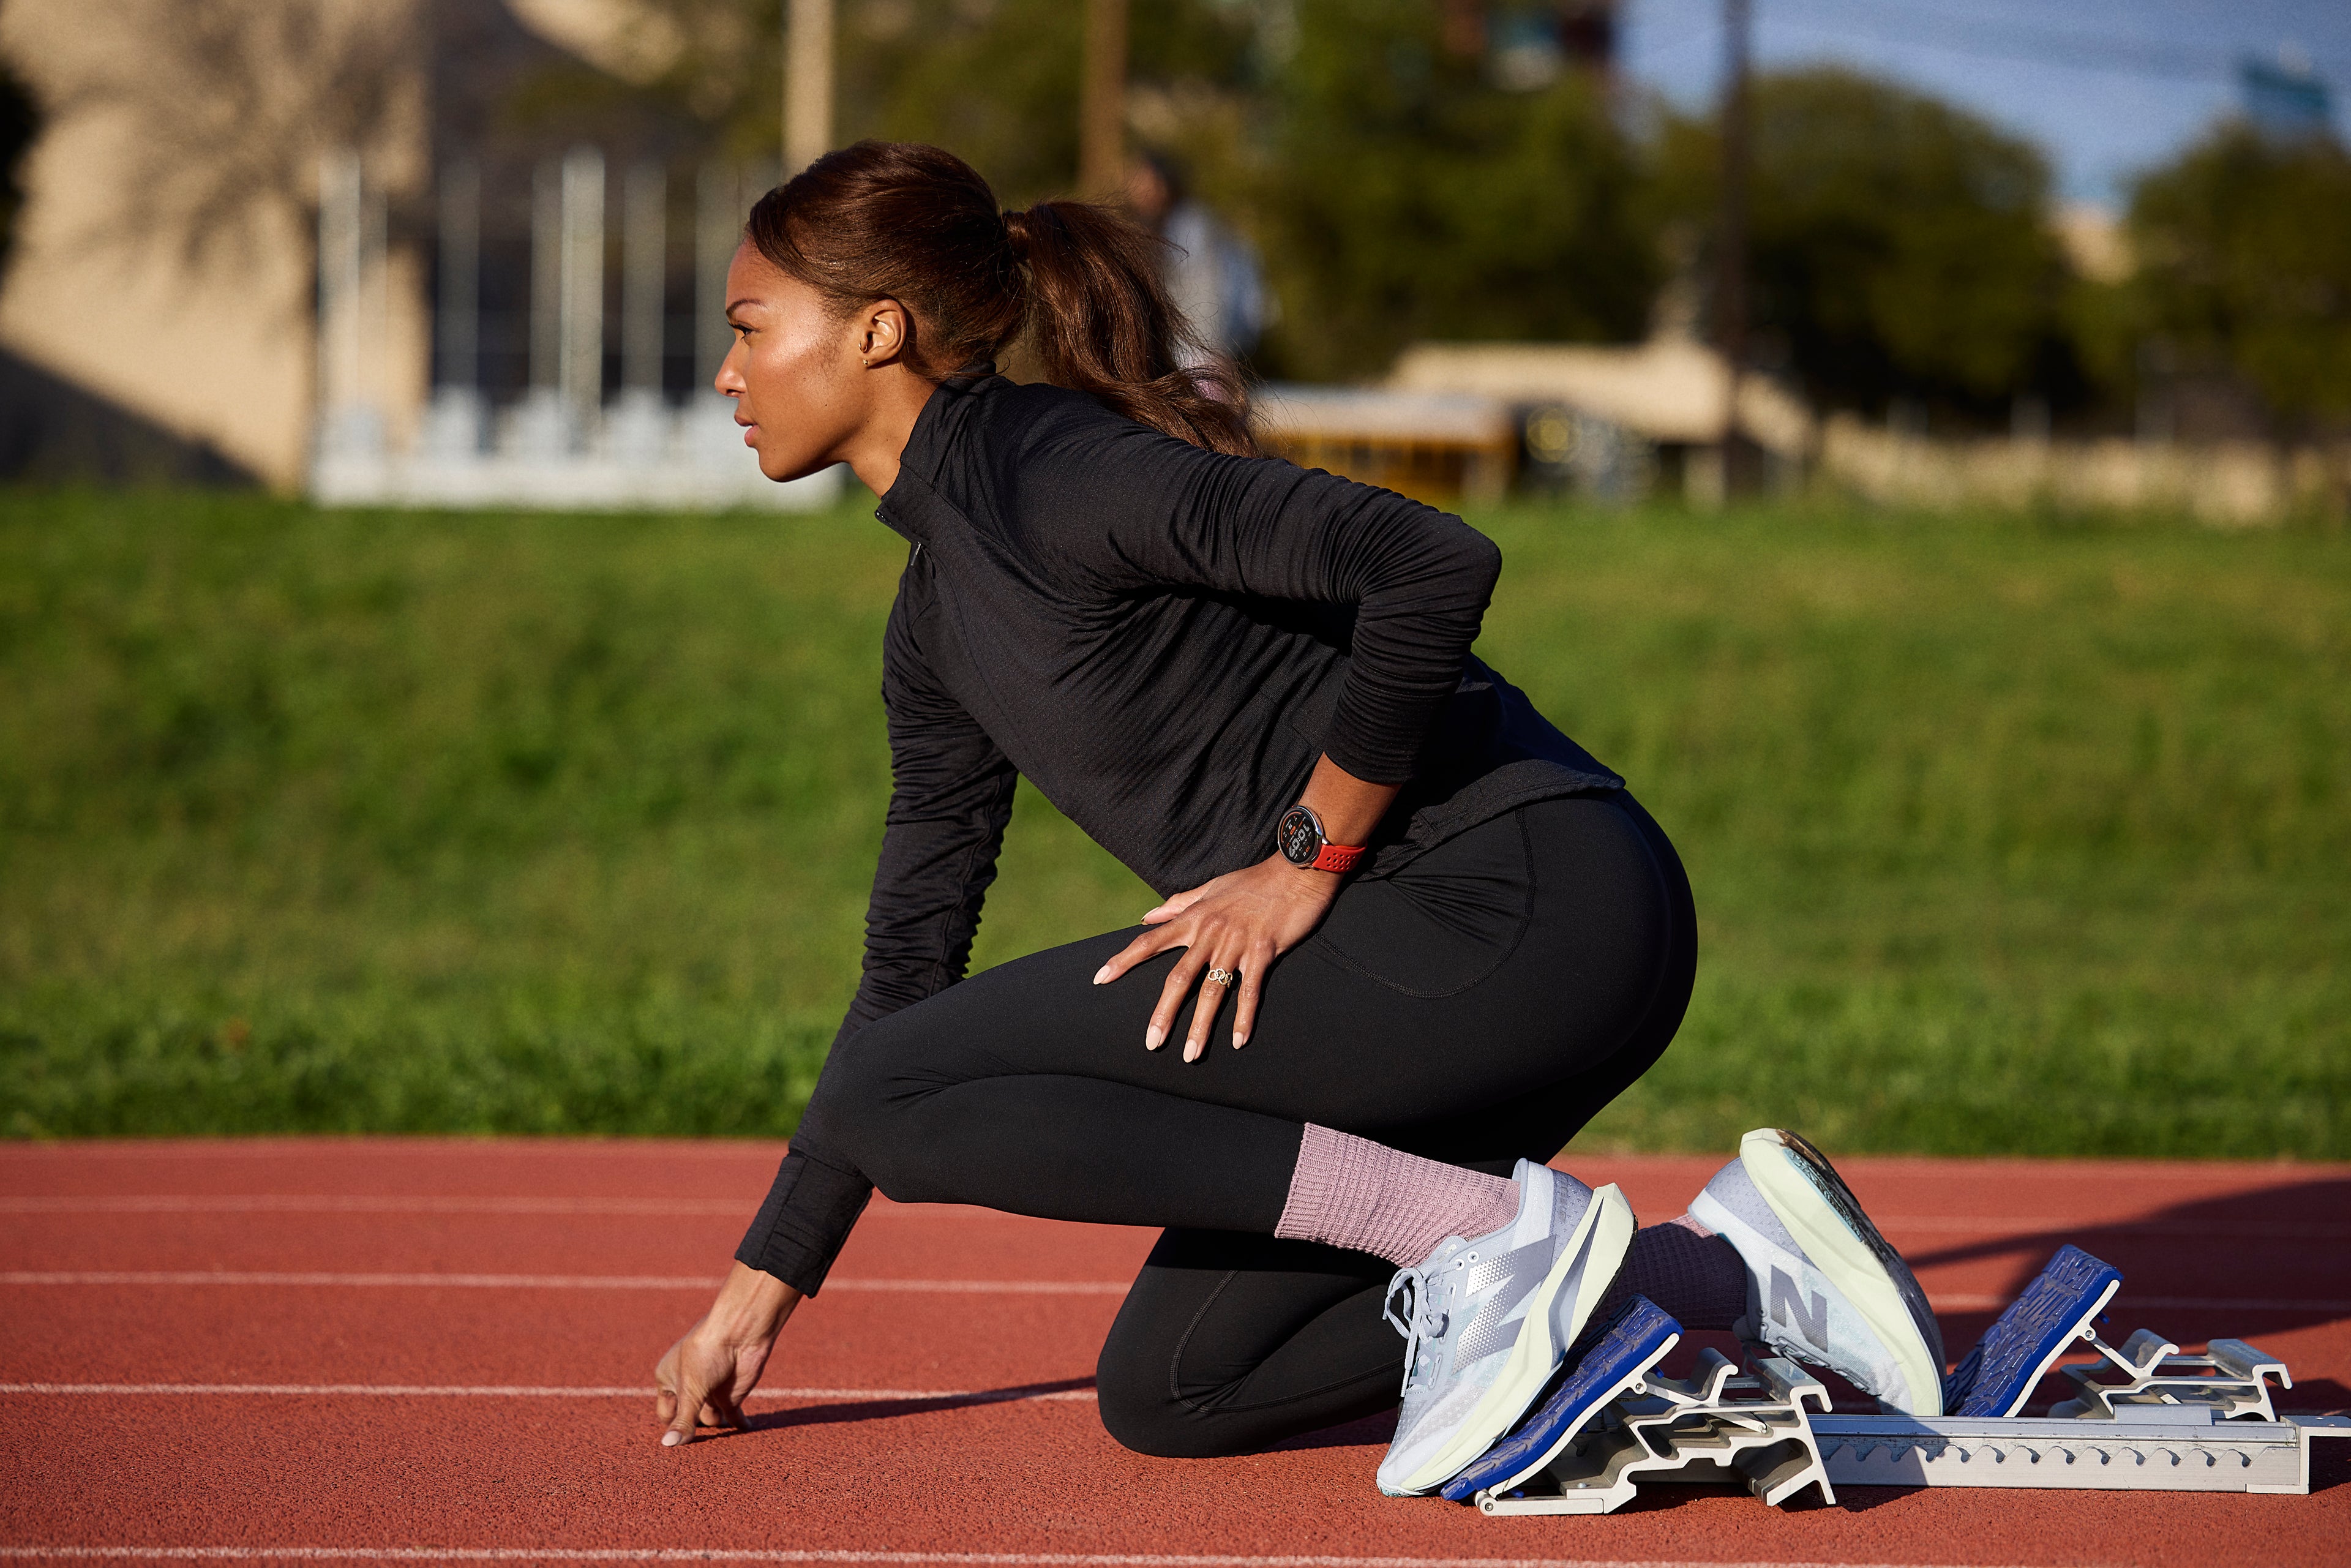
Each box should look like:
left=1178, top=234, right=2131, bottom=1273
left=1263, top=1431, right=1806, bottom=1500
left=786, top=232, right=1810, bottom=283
left=737, top=375, right=1621, bottom=1294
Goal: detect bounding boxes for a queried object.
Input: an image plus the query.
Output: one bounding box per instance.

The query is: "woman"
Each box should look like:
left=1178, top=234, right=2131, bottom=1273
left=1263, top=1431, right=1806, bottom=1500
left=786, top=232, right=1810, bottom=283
left=653, top=141, right=1948, bottom=1496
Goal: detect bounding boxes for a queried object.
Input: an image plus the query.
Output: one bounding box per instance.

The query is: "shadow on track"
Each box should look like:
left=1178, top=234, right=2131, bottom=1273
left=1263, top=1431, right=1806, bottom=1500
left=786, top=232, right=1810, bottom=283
left=1263, top=1409, right=1397, bottom=1454
left=1905, top=1176, right=2351, bottom=1412
left=711, top=1376, right=1101, bottom=1439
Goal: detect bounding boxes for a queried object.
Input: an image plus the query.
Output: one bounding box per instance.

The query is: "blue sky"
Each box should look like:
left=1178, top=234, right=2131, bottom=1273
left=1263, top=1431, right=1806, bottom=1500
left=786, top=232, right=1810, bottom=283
left=1619, top=0, right=2351, bottom=206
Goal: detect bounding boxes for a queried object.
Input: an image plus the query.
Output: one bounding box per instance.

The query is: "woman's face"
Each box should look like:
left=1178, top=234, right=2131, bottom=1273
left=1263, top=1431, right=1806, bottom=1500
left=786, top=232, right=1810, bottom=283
left=714, top=242, right=874, bottom=482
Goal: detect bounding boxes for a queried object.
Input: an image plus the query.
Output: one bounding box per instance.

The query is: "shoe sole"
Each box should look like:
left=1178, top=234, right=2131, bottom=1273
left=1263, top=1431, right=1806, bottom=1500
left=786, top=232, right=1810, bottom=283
left=1736, top=1128, right=1944, bottom=1416
left=1393, top=1182, right=1636, bottom=1494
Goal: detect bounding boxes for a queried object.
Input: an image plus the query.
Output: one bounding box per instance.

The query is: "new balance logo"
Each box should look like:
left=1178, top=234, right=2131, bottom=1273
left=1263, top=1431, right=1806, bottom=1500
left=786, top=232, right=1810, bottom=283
left=1769, top=1266, right=1828, bottom=1345
left=1453, top=1240, right=1551, bottom=1362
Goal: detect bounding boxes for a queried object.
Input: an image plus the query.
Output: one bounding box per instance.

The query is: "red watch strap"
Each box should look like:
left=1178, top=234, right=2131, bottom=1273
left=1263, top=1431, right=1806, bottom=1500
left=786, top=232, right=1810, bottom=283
left=1311, top=841, right=1367, bottom=874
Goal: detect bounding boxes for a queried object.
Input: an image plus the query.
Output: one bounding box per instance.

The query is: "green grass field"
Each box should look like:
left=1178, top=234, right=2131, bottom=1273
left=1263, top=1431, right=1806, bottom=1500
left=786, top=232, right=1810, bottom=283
left=2, top=487, right=2344, bottom=1157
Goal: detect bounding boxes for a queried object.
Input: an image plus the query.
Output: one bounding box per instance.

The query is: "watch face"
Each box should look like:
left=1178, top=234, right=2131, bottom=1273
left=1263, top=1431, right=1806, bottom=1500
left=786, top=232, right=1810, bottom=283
left=1277, top=805, right=1323, bottom=866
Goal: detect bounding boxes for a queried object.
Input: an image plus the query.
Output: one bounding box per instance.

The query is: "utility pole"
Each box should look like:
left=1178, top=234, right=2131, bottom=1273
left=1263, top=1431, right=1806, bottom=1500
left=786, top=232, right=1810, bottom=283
left=1079, top=0, right=1128, bottom=198
left=784, top=0, right=834, bottom=174
left=1717, top=0, right=1753, bottom=497
left=558, top=146, right=607, bottom=439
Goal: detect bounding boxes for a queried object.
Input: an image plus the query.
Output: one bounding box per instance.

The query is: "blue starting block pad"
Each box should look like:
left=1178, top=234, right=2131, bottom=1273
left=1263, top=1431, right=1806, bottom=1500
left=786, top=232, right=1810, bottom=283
left=1442, top=1296, right=1681, bottom=1503
left=1942, top=1243, right=2121, bottom=1417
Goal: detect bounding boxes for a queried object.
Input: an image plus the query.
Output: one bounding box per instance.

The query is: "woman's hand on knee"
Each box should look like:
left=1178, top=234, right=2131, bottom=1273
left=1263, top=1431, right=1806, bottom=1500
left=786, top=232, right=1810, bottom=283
left=654, top=1262, right=801, bottom=1446
left=1093, top=853, right=1342, bottom=1060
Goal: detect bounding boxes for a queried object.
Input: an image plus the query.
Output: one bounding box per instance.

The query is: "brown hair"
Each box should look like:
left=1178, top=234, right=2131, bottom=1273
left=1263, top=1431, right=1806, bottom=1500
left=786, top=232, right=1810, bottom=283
left=744, top=141, right=1253, bottom=456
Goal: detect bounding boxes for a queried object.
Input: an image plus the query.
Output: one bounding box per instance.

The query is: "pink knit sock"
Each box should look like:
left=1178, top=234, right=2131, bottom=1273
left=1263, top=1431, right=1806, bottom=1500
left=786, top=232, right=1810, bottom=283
left=1272, top=1124, right=1522, bottom=1267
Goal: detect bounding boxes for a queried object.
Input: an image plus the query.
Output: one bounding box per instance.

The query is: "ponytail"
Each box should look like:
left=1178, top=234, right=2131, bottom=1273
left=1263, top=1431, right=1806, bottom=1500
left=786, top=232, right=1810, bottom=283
left=746, top=141, right=1254, bottom=457
left=1003, top=201, right=1251, bottom=456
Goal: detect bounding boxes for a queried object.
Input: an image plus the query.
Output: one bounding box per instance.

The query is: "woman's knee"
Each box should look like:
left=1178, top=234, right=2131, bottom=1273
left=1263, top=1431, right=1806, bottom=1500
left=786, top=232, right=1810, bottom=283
left=1095, top=1315, right=1264, bottom=1459
left=1093, top=1261, right=1253, bottom=1458
left=1093, top=1328, right=1200, bottom=1458
left=793, top=1008, right=945, bottom=1195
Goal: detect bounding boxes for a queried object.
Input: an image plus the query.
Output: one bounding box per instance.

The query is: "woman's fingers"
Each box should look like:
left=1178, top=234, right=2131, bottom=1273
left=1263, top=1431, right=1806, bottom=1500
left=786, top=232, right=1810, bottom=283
left=1147, top=946, right=1210, bottom=1052
left=1182, top=964, right=1234, bottom=1062
left=699, top=1384, right=744, bottom=1432
left=653, top=1333, right=686, bottom=1426
left=1231, top=951, right=1267, bottom=1049
left=1141, top=884, right=1210, bottom=925
left=660, top=1324, right=738, bottom=1447
left=1093, top=923, right=1177, bottom=988
left=662, top=1364, right=709, bottom=1446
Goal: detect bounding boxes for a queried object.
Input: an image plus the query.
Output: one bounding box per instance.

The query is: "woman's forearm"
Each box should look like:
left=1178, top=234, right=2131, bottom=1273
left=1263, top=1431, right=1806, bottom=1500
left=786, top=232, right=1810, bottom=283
left=1298, top=754, right=1401, bottom=850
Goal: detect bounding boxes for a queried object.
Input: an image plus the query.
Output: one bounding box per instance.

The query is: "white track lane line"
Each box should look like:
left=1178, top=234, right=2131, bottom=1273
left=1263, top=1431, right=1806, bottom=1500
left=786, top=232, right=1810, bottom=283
left=0, top=1198, right=1019, bottom=1219
left=1, top=1272, right=2339, bottom=1312
left=0, top=1143, right=776, bottom=1160
left=8, top=1197, right=2342, bottom=1243
left=0, top=1272, right=1129, bottom=1294
left=1876, top=1215, right=2351, bottom=1240
left=0, top=1382, right=1095, bottom=1404
left=0, top=1198, right=752, bottom=1216
left=0, top=1551, right=2006, bottom=1567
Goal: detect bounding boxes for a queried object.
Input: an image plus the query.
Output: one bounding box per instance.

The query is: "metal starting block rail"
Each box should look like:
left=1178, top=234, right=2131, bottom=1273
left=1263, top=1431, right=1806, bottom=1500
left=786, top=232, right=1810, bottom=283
left=1815, top=1407, right=2350, bottom=1495
left=1467, top=1244, right=2350, bottom=1517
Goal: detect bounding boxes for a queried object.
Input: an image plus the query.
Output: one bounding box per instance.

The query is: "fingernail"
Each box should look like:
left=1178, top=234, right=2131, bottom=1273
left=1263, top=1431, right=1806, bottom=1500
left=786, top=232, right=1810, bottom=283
left=1232, top=1033, right=1247, bottom=1049
left=1184, top=1040, right=1202, bottom=1062
left=1092, top=966, right=1109, bottom=985
left=662, top=1430, right=684, bottom=1447
left=1144, top=1024, right=1163, bottom=1050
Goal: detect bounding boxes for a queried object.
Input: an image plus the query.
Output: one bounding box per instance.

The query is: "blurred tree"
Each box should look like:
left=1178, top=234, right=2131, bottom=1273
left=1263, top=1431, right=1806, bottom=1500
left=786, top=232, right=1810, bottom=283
left=0, top=61, right=35, bottom=272
left=2127, top=122, right=2351, bottom=434
left=58, top=0, right=425, bottom=279
left=1243, top=0, right=1659, bottom=381
left=1662, top=66, right=2073, bottom=421
left=843, top=0, right=1251, bottom=204
left=547, top=2, right=1659, bottom=383
left=612, top=0, right=1251, bottom=204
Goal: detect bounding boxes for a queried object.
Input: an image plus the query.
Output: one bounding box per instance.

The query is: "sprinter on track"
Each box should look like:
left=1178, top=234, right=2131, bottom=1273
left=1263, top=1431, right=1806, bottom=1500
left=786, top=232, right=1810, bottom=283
left=653, top=141, right=1946, bottom=1496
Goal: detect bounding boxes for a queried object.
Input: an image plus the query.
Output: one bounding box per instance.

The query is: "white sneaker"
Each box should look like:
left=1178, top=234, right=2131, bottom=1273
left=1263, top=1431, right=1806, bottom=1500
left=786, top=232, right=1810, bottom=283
left=1687, top=1127, right=1947, bottom=1416
left=1373, top=1160, right=1635, bottom=1496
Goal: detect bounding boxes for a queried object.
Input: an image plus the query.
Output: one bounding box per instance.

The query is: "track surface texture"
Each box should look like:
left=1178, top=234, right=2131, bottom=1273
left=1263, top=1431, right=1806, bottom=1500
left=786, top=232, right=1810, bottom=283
left=2, top=1139, right=2345, bottom=1567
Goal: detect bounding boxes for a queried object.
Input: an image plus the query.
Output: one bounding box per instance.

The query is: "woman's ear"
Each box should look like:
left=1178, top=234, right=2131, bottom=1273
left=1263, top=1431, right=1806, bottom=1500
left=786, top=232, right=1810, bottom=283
left=858, top=299, right=913, bottom=369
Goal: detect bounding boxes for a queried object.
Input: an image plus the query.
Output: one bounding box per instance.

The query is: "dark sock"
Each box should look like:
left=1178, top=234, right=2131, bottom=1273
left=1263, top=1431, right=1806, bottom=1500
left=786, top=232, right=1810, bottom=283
left=1577, top=1219, right=1749, bottom=1351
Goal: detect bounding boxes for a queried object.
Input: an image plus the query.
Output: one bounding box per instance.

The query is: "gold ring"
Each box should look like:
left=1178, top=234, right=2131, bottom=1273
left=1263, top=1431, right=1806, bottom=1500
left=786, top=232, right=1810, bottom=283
left=1205, top=967, right=1237, bottom=988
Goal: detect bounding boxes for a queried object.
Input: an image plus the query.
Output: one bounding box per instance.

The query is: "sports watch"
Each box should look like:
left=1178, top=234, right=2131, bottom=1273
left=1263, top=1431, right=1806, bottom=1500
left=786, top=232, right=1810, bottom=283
left=1275, top=803, right=1368, bottom=874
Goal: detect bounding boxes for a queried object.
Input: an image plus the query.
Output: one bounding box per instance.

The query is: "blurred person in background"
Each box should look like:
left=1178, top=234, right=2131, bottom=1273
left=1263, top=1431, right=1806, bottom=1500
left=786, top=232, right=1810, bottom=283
left=1123, top=153, right=1268, bottom=377
left=650, top=140, right=1948, bottom=1499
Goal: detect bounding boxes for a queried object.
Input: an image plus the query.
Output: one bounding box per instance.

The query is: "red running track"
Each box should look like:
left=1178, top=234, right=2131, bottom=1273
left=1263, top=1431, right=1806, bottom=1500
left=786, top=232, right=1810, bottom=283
left=1, top=1139, right=2345, bottom=1567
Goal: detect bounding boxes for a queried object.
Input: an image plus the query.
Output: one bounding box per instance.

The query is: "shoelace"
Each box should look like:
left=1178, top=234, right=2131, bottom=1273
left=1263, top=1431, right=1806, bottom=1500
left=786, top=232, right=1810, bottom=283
left=1382, top=1251, right=1475, bottom=1397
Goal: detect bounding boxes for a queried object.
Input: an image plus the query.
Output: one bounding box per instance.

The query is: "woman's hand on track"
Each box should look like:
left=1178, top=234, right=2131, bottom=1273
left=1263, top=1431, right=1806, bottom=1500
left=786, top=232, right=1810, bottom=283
left=1092, top=853, right=1342, bottom=1060
left=654, top=1262, right=801, bottom=1446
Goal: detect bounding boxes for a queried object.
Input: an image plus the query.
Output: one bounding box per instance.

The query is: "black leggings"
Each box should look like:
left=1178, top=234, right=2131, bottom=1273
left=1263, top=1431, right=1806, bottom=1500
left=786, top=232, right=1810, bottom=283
left=794, top=791, right=1697, bottom=1457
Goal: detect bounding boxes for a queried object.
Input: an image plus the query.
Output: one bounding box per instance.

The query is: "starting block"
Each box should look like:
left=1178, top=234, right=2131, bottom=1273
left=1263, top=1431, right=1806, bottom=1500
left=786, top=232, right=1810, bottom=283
left=1463, top=1296, right=1839, bottom=1515
left=2050, top=1332, right=2290, bottom=1422
left=1459, top=1247, right=2350, bottom=1516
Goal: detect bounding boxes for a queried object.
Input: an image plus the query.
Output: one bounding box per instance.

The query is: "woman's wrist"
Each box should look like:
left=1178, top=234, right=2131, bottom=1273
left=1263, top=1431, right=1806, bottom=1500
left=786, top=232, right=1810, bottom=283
left=710, top=1261, right=800, bottom=1341
left=1264, top=852, right=1348, bottom=912
left=1294, top=754, right=1400, bottom=852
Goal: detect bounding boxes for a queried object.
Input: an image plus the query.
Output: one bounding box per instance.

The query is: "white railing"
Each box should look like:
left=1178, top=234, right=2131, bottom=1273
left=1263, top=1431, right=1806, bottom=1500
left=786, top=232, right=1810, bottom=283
left=311, top=148, right=840, bottom=512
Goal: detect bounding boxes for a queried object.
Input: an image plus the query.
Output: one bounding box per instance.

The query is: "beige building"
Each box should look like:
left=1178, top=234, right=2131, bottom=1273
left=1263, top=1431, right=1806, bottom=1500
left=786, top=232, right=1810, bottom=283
left=0, top=1, right=441, bottom=487
left=0, top=0, right=783, bottom=498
